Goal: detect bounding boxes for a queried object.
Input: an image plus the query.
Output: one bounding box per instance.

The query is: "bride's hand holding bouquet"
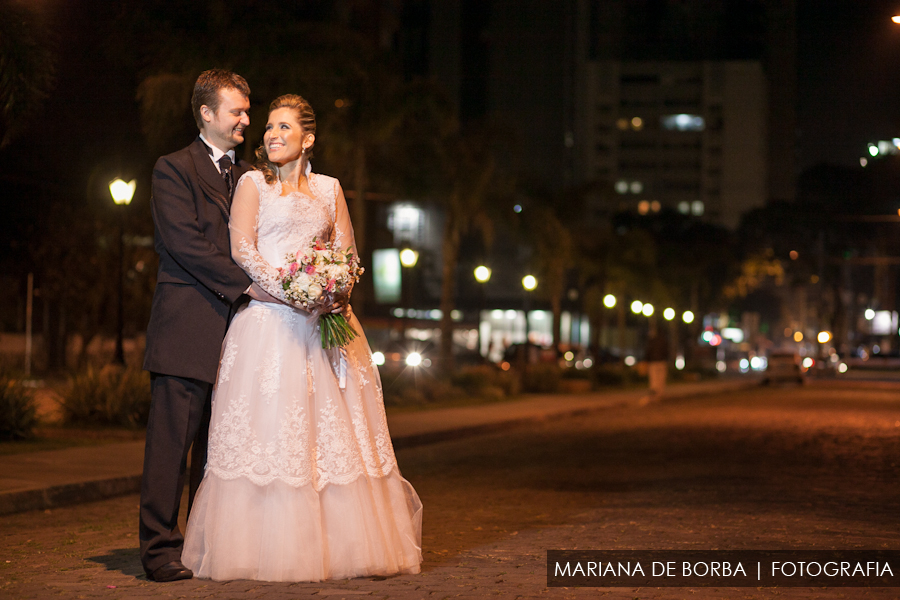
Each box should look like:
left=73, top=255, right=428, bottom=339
left=276, top=238, right=364, bottom=349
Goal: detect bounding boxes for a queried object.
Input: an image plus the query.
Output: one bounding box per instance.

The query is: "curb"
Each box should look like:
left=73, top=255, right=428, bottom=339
left=0, top=475, right=143, bottom=517
left=0, top=379, right=760, bottom=516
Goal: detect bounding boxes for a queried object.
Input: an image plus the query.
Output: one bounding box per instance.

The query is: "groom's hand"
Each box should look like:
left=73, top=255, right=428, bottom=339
left=247, top=282, right=282, bottom=304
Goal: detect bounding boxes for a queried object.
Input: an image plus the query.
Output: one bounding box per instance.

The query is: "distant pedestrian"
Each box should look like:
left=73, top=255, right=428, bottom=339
left=645, top=329, right=669, bottom=397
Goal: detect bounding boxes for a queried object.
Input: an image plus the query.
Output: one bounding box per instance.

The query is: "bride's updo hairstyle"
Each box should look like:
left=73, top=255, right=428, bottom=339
left=255, top=94, right=317, bottom=184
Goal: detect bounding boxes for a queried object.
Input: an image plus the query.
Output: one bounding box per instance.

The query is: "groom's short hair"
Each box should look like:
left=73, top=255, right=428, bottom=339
left=191, top=69, right=251, bottom=129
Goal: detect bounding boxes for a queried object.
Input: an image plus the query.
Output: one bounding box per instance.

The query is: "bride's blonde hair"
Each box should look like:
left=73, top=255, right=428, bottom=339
left=255, top=94, right=317, bottom=184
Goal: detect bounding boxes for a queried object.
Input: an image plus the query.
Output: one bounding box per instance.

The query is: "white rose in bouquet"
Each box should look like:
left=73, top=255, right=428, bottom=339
left=293, top=272, right=311, bottom=292
left=324, top=264, right=344, bottom=280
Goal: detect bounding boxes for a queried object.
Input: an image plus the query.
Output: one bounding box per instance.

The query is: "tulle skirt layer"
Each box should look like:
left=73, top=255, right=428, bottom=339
left=182, top=301, right=422, bottom=582
left=183, top=471, right=422, bottom=582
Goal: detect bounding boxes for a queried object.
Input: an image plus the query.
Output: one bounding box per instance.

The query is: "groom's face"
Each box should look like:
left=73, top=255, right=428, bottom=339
left=201, top=88, right=250, bottom=151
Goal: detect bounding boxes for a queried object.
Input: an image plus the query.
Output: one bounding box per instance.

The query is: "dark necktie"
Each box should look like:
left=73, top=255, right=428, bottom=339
left=218, top=155, right=234, bottom=201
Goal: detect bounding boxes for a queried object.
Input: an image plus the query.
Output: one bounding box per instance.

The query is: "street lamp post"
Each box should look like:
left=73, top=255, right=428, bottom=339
left=399, top=248, right=418, bottom=337
left=474, top=266, right=491, bottom=356
left=109, top=178, right=136, bottom=365
left=519, top=275, right=537, bottom=369
left=522, top=275, right=537, bottom=343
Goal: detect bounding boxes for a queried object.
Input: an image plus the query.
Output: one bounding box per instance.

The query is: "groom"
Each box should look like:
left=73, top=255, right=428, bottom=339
left=140, top=69, right=269, bottom=582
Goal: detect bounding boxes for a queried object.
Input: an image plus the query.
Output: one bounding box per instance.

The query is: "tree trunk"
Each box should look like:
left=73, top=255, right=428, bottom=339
left=551, top=295, right=562, bottom=351
left=616, top=301, right=626, bottom=356
left=439, top=199, right=460, bottom=373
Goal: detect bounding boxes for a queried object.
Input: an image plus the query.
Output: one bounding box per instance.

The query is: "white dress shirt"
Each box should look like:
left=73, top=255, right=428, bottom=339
left=199, top=133, right=236, bottom=173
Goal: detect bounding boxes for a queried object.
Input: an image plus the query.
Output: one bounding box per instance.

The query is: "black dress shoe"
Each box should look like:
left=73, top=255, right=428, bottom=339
left=147, top=560, right=193, bottom=582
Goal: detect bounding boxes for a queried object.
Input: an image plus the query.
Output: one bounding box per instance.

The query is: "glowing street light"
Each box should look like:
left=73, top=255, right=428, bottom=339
left=817, top=331, right=832, bottom=344
left=793, top=331, right=804, bottom=342
left=682, top=310, right=695, bottom=324
left=399, top=248, right=419, bottom=267
left=893, top=15, right=900, bottom=23
left=109, top=178, right=136, bottom=205
left=630, top=300, right=643, bottom=314
left=603, top=294, right=616, bottom=308
left=663, top=307, right=675, bottom=321
left=474, top=265, right=491, bottom=283
left=522, top=275, right=537, bottom=291
left=641, top=303, right=654, bottom=317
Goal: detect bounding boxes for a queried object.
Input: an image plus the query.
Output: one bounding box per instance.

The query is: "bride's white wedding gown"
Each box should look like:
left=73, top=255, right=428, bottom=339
left=182, top=170, right=422, bottom=582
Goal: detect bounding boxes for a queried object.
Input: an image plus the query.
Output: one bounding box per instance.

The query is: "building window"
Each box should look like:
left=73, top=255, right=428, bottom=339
left=691, top=201, right=705, bottom=216
left=387, top=204, right=424, bottom=246
left=661, top=114, right=705, bottom=132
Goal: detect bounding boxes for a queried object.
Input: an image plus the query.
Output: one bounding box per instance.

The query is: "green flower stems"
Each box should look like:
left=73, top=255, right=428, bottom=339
left=320, top=313, right=359, bottom=349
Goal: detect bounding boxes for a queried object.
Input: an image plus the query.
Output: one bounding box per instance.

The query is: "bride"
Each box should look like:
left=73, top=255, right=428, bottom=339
left=182, top=94, right=423, bottom=582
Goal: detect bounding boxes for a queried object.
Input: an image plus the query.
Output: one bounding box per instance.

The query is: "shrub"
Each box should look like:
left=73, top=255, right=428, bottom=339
left=451, top=365, right=520, bottom=397
left=0, top=377, right=39, bottom=440
left=381, top=364, right=522, bottom=407
left=561, top=367, right=591, bottom=380
left=591, top=365, right=626, bottom=387
left=521, top=363, right=562, bottom=393
left=60, top=366, right=151, bottom=427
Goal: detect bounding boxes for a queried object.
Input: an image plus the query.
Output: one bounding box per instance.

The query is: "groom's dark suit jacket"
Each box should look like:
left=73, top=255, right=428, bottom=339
left=143, top=137, right=253, bottom=383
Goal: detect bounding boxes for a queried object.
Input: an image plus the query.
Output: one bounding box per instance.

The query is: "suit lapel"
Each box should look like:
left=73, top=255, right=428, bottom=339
left=189, top=138, right=231, bottom=219
left=234, top=159, right=252, bottom=182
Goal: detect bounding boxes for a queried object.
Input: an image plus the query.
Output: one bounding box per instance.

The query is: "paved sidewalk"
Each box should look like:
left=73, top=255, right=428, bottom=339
left=0, top=377, right=757, bottom=516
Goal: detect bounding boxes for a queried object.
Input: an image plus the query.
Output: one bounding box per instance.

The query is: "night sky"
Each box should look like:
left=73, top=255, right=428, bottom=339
left=798, top=0, right=900, bottom=169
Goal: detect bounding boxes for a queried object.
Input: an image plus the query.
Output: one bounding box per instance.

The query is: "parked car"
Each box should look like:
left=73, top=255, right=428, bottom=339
left=502, top=342, right=558, bottom=366
left=762, top=350, right=804, bottom=385
left=371, top=340, right=436, bottom=370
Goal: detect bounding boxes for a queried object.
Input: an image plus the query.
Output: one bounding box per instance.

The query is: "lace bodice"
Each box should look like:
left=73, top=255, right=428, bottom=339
left=230, top=170, right=356, bottom=303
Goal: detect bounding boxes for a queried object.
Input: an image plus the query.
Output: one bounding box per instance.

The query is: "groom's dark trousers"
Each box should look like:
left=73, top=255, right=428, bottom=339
left=140, top=137, right=250, bottom=574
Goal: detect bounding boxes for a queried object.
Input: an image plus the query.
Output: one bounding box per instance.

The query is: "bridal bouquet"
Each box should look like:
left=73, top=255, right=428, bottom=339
left=277, top=238, right=364, bottom=349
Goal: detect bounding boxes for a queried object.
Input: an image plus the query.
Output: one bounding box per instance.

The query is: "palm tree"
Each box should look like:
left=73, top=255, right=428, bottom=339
left=435, top=133, right=500, bottom=370
left=525, top=204, right=572, bottom=350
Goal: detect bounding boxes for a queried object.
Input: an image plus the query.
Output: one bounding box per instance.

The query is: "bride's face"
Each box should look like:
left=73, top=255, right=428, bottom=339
left=264, top=107, right=313, bottom=165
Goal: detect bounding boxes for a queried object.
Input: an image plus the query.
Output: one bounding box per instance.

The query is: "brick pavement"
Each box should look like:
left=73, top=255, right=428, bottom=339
left=0, top=378, right=757, bottom=516
left=3, top=384, right=900, bottom=599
